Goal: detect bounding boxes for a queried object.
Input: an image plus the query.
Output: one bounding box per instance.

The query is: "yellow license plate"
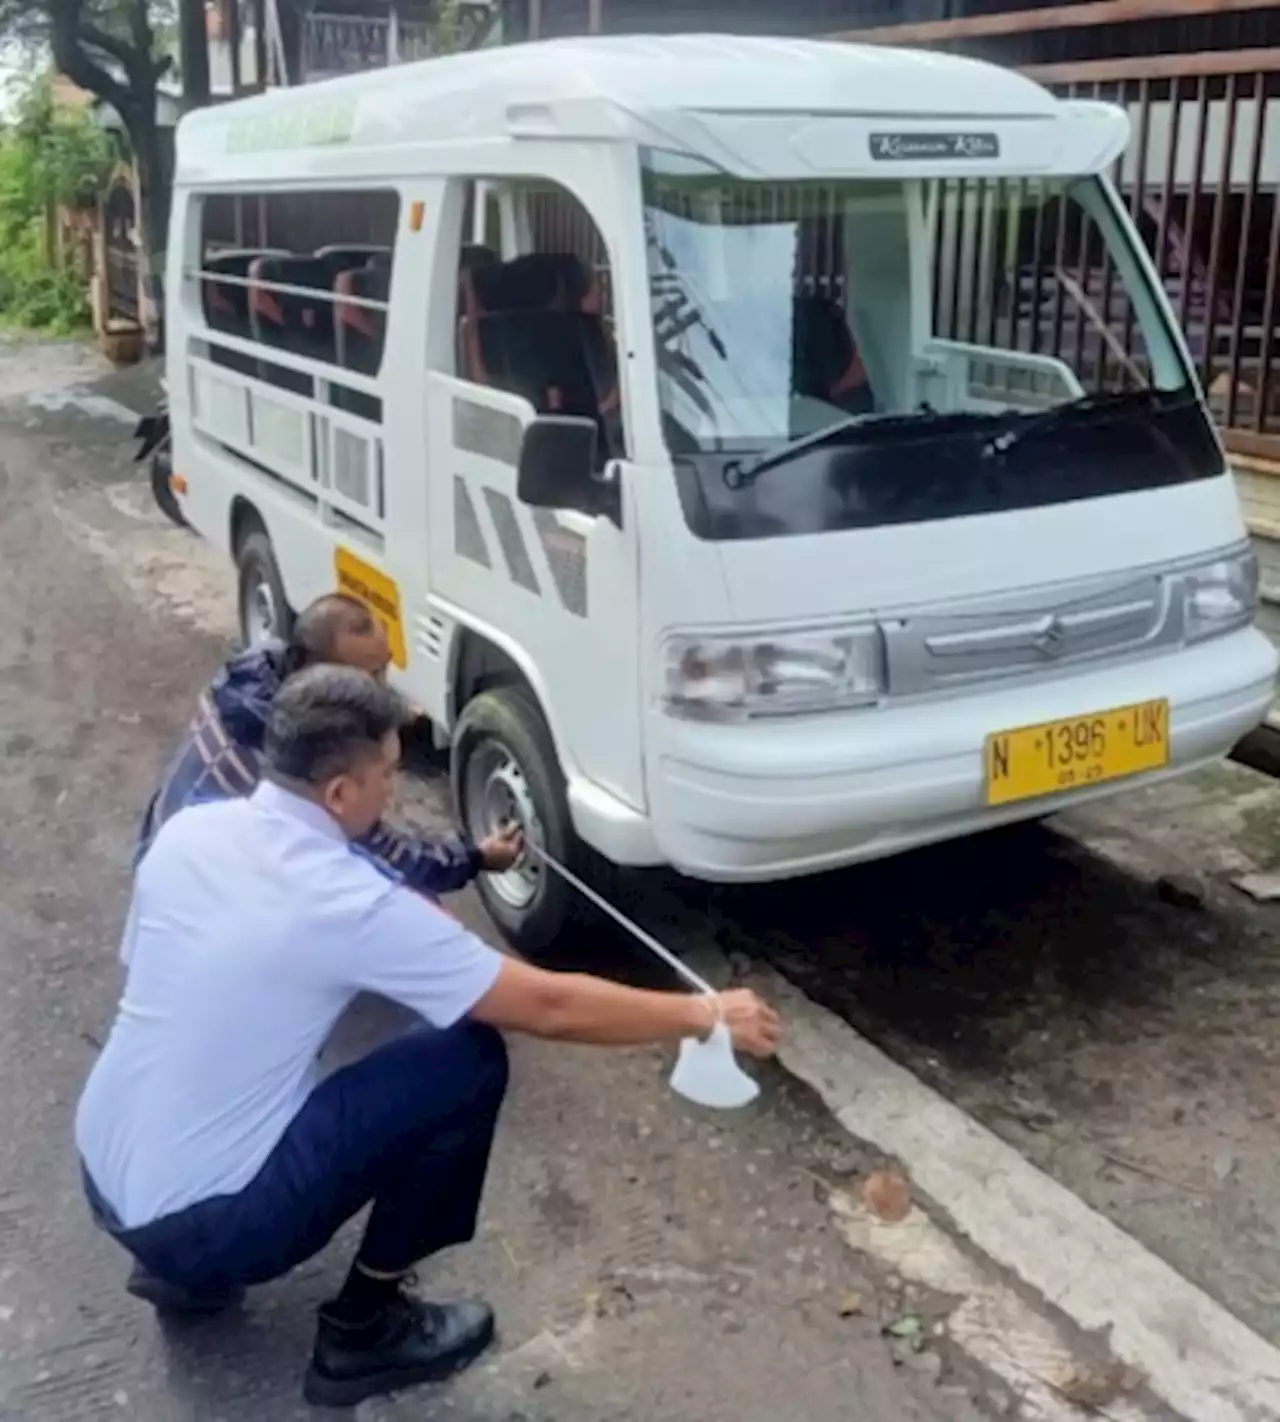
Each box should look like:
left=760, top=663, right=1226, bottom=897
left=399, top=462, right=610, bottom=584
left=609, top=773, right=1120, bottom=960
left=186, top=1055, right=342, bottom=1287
left=334, top=546, right=408, bottom=669
left=985, top=699, right=1169, bottom=807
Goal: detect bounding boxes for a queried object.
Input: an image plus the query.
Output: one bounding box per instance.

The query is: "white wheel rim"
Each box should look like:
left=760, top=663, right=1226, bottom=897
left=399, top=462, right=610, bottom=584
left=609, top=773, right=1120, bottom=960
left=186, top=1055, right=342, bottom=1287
left=243, top=571, right=279, bottom=646
left=463, top=737, right=545, bottom=912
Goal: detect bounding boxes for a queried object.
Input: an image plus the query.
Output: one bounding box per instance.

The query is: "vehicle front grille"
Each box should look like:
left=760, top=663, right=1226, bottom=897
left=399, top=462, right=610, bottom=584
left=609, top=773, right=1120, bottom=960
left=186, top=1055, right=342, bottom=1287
left=881, top=559, right=1198, bottom=698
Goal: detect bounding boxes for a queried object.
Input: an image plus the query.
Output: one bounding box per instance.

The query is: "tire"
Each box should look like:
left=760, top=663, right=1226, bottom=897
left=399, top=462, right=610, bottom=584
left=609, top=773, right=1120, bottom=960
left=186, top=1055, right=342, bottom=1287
left=149, top=447, right=187, bottom=529
left=451, top=686, right=577, bottom=955
left=235, top=529, right=294, bottom=648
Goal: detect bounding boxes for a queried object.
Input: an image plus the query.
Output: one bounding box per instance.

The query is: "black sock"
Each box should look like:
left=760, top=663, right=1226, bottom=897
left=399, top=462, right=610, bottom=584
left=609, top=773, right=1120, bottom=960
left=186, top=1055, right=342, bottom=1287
left=329, top=1261, right=407, bottom=1325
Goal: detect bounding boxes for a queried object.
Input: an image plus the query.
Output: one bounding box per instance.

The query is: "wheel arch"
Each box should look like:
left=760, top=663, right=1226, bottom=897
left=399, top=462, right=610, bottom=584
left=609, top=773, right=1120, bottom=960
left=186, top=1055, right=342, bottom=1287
left=445, top=620, right=581, bottom=784
left=229, top=495, right=266, bottom=559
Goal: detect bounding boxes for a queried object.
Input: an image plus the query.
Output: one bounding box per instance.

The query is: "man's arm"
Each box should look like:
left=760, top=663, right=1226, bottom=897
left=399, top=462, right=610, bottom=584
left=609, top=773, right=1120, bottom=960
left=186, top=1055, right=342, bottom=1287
left=352, top=882, right=780, bottom=1057
left=136, top=721, right=263, bottom=866
left=360, top=819, right=483, bottom=896
left=360, top=820, right=525, bottom=898
left=470, top=956, right=780, bottom=1056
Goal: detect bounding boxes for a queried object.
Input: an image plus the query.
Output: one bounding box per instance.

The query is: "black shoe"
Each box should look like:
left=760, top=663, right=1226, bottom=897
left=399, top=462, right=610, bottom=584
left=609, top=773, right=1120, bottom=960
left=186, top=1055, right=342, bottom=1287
left=303, top=1292, right=496, bottom=1408
left=127, top=1261, right=244, bottom=1317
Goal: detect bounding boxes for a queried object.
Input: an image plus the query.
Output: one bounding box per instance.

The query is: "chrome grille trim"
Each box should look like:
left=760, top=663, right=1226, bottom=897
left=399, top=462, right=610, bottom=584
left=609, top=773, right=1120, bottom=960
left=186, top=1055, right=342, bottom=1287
left=881, top=546, right=1249, bottom=698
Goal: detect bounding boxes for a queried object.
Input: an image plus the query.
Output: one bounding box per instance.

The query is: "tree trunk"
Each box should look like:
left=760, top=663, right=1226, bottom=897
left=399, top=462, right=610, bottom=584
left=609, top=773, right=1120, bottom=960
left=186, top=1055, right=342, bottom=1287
left=121, top=104, right=170, bottom=346
left=123, top=108, right=168, bottom=277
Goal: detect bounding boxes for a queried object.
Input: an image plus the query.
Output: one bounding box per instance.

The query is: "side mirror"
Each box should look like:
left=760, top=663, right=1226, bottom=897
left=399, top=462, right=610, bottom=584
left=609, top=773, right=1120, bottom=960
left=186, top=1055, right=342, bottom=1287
left=517, top=415, right=617, bottom=522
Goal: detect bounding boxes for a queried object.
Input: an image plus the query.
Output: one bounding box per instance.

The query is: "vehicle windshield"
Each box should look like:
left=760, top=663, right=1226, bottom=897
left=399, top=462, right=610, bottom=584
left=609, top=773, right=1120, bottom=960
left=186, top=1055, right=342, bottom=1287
left=640, top=151, right=1221, bottom=540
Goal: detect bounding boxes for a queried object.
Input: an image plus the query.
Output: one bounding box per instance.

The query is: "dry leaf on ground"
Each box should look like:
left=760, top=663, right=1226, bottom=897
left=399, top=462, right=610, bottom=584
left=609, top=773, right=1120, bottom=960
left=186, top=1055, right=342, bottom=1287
left=1047, top=1361, right=1144, bottom=1408
left=860, top=1167, right=911, bottom=1222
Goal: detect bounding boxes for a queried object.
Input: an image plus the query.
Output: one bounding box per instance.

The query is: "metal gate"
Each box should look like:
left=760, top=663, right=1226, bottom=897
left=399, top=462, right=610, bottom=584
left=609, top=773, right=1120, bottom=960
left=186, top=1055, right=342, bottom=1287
left=103, top=178, right=140, bottom=327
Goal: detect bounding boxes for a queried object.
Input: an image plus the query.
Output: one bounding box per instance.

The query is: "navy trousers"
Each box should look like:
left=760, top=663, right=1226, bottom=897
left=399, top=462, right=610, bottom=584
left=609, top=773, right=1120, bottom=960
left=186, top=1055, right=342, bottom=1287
left=85, top=1021, right=509, bottom=1292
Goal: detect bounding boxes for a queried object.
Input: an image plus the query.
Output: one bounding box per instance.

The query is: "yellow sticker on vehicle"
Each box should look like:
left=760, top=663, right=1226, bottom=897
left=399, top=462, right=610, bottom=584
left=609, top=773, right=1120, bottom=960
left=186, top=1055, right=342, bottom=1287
left=334, top=546, right=407, bottom=670
left=985, top=698, right=1169, bottom=807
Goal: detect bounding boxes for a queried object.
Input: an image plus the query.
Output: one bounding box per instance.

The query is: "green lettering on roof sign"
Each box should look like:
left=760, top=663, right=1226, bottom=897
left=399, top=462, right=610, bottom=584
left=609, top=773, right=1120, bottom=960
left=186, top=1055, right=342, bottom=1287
left=226, top=99, right=357, bottom=154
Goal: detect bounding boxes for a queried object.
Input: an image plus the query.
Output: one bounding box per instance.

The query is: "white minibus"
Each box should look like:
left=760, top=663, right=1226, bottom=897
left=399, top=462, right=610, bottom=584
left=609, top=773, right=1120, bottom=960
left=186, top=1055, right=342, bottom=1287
left=161, top=35, right=1278, bottom=949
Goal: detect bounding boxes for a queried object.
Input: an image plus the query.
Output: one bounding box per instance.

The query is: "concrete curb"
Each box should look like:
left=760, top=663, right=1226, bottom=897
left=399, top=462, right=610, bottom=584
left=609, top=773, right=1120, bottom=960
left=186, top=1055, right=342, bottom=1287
left=754, top=964, right=1280, bottom=1422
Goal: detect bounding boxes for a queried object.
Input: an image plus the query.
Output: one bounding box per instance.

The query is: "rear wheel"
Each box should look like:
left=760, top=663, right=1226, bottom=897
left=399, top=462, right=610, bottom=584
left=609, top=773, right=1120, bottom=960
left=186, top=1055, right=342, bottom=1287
left=235, top=529, right=293, bottom=648
left=451, top=686, right=576, bottom=955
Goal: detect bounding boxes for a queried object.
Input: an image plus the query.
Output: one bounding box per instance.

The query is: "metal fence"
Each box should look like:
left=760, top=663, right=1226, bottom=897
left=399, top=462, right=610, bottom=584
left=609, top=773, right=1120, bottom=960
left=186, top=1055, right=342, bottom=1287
left=300, top=11, right=436, bottom=78
left=509, top=1, right=1280, bottom=461
left=292, top=4, right=1280, bottom=463
left=1020, top=52, right=1280, bottom=461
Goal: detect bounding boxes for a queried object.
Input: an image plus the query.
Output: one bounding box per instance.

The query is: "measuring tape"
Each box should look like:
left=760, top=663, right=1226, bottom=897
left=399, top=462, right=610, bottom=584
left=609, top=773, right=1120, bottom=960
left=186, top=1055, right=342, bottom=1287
left=520, top=842, right=760, bottom=1109
left=522, top=841, right=717, bottom=998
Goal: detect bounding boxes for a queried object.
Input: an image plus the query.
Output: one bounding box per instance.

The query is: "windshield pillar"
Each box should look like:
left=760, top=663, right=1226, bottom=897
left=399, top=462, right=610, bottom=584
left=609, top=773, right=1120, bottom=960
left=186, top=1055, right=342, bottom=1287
left=600, top=147, right=667, bottom=467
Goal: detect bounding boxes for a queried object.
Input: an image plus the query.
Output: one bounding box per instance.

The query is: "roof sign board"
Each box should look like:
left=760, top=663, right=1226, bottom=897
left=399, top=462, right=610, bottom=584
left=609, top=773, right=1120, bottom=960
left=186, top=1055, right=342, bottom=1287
left=869, top=132, right=1001, bottom=161
left=226, top=98, right=358, bottom=154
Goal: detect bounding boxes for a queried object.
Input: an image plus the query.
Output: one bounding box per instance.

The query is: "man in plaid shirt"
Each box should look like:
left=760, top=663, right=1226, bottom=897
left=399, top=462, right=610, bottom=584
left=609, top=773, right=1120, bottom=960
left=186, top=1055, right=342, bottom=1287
left=138, top=593, right=522, bottom=894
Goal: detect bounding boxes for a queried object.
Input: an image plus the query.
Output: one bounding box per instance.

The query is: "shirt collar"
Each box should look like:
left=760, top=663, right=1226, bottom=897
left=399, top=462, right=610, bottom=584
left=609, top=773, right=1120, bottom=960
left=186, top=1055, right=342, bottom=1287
left=251, top=778, right=348, bottom=842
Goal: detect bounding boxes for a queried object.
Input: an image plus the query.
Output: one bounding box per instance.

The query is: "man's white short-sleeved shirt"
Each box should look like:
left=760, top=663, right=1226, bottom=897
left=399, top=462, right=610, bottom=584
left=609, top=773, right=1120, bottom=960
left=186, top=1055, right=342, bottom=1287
left=74, top=781, right=503, bottom=1230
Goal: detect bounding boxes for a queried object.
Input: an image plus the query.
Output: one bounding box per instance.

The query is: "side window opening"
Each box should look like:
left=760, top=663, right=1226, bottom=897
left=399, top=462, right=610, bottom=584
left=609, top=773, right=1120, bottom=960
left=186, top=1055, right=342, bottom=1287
left=190, top=190, right=398, bottom=532
left=197, top=190, right=399, bottom=389
left=449, top=179, right=625, bottom=463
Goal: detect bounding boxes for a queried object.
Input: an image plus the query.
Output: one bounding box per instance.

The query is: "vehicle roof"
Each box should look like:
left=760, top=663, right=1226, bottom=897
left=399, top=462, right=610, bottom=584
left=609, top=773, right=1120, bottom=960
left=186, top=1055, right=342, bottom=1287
left=176, top=33, right=1068, bottom=178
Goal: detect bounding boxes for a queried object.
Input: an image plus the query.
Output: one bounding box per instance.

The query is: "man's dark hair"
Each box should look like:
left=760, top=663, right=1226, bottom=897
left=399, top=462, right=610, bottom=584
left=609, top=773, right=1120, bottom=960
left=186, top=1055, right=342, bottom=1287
left=283, top=593, right=379, bottom=675
left=265, top=664, right=407, bottom=785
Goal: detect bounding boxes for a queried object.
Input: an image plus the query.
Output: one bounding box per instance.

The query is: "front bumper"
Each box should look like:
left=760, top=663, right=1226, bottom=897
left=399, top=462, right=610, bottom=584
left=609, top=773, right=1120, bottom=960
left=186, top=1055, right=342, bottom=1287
left=644, top=628, right=1279, bottom=881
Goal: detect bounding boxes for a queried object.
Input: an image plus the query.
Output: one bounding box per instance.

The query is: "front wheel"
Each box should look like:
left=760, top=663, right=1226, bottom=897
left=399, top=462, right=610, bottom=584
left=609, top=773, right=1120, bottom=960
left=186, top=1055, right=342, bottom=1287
left=451, top=686, right=576, bottom=955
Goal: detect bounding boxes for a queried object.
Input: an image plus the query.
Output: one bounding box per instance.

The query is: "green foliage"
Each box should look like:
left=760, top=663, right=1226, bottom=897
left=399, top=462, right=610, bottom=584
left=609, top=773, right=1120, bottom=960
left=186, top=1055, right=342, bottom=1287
left=428, top=0, right=499, bottom=55
left=0, top=0, right=173, bottom=251
left=0, top=225, right=91, bottom=333
left=1, top=71, right=114, bottom=214
left=0, top=71, right=108, bottom=333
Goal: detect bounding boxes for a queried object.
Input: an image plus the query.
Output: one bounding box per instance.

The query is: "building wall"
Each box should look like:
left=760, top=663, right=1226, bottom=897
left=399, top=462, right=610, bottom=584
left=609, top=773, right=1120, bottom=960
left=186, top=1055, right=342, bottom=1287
left=502, top=0, right=945, bottom=38
left=502, top=0, right=1280, bottom=60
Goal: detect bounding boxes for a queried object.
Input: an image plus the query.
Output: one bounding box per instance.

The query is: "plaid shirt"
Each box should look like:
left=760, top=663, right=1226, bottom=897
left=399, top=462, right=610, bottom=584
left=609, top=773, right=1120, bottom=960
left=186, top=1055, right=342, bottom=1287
left=137, top=643, right=481, bottom=897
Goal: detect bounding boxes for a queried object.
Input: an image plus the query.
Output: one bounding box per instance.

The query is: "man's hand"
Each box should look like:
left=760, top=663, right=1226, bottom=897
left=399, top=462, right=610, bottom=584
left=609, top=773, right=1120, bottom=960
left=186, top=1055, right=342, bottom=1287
left=478, top=822, right=525, bottom=873
left=715, top=989, right=782, bottom=1059
left=472, top=959, right=785, bottom=1055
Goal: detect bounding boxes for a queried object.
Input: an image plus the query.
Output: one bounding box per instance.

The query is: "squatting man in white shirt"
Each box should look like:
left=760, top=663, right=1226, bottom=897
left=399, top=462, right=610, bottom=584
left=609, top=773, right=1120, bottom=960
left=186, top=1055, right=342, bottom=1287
left=75, top=664, right=781, bottom=1410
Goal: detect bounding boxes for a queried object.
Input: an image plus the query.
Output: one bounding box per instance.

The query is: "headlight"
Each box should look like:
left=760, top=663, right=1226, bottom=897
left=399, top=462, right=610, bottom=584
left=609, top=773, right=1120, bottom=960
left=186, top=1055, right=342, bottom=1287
left=1183, top=551, right=1258, bottom=643
left=662, top=627, right=886, bottom=720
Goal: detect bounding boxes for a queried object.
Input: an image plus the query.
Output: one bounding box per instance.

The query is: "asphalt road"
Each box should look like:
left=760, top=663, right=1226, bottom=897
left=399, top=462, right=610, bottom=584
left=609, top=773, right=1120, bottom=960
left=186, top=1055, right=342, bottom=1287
left=0, top=343, right=998, bottom=1420
left=5, top=337, right=1280, bottom=1419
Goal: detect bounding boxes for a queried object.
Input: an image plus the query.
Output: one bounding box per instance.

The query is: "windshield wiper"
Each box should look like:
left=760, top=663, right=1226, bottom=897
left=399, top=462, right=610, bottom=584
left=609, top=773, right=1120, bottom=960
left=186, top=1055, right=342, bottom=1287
left=727, top=406, right=991, bottom=488
left=980, top=387, right=1166, bottom=459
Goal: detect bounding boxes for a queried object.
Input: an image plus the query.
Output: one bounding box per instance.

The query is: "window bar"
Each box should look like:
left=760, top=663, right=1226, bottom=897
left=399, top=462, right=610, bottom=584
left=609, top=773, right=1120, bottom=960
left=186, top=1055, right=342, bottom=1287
left=1226, top=71, right=1267, bottom=430
left=1202, top=73, right=1240, bottom=396
left=1253, top=101, right=1280, bottom=434
left=1153, top=75, right=1182, bottom=325
left=1085, top=80, right=1118, bottom=387
left=1120, top=78, right=1153, bottom=374
left=985, top=179, right=1009, bottom=352
left=1025, top=176, right=1049, bottom=356
left=947, top=185, right=964, bottom=340
left=930, top=181, right=946, bottom=337
left=966, top=178, right=990, bottom=347
left=1177, top=76, right=1210, bottom=358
